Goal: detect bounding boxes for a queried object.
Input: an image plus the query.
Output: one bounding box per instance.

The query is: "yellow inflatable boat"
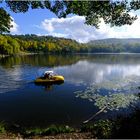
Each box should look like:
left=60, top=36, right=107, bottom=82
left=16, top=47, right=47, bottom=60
left=34, top=71, right=64, bottom=85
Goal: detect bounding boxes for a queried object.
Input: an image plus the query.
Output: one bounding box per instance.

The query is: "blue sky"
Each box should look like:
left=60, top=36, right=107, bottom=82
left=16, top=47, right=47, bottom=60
left=3, top=3, right=140, bottom=43
left=8, top=8, right=58, bottom=34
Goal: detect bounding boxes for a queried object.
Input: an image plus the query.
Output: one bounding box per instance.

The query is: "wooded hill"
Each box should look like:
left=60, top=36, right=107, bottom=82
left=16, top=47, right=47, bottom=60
left=88, top=38, right=140, bottom=53
left=0, top=34, right=87, bottom=55
left=1, top=34, right=140, bottom=55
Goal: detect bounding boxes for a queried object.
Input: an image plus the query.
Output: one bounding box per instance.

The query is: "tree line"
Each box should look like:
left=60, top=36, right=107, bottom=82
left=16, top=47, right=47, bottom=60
left=1, top=34, right=140, bottom=55
left=0, top=34, right=86, bottom=55
left=88, top=38, right=140, bottom=53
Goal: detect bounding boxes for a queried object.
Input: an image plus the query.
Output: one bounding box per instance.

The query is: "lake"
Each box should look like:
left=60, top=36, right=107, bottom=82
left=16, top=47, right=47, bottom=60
left=0, top=54, right=140, bottom=128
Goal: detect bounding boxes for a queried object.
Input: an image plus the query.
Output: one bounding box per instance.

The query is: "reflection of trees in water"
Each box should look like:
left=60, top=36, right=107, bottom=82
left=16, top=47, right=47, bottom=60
left=1, top=54, right=140, bottom=69
left=0, top=54, right=87, bottom=69
left=75, top=76, right=140, bottom=123
left=87, top=54, right=140, bottom=64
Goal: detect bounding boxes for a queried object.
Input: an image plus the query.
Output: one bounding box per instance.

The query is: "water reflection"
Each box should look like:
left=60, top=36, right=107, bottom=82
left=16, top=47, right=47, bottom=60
left=0, top=54, right=140, bottom=126
left=53, top=60, right=140, bottom=86
left=0, top=66, right=23, bottom=93
left=35, top=81, right=64, bottom=92
left=1, top=54, right=140, bottom=93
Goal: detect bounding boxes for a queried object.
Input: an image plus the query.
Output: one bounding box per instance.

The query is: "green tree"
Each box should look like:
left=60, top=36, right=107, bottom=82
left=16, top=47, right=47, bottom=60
left=3, top=0, right=140, bottom=28
left=1, top=0, right=140, bottom=34
left=0, top=7, right=12, bottom=34
left=6, top=36, right=20, bottom=53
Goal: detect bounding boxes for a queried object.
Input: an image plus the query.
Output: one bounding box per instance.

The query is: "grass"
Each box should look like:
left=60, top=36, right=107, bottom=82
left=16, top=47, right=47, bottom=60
left=0, top=123, right=75, bottom=138
left=0, top=122, right=6, bottom=134
left=24, top=125, right=74, bottom=138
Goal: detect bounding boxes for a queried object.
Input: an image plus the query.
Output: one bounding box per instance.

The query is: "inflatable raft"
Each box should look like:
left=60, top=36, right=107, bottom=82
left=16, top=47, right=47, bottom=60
left=34, top=71, right=64, bottom=85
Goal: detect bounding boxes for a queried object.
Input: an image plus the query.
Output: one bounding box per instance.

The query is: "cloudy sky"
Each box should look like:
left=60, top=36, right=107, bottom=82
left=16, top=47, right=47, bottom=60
left=5, top=6, right=140, bottom=43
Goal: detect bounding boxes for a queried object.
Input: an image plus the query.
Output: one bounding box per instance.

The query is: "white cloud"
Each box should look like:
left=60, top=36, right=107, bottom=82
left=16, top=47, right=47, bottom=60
left=10, top=17, right=19, bottom=34
left=39, top=14, right=140, bottom=43
left=41, top=16, right=101, bottom=43
left=42, top=21, right=54, bottom=32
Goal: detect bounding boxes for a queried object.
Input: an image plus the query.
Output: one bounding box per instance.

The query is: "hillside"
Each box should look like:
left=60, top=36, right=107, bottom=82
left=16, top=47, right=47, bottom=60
left=88, top=38, right=140, bottom=45
left=87, top=38, right=140, bottom=53
left=0, top=34, right=87, bottom=55
left=1, top=35, right=140, bottom=55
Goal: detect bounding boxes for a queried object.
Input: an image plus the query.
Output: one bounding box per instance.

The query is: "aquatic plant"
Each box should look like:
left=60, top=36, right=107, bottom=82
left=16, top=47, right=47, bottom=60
left=75, top=75, right=140, bottom=123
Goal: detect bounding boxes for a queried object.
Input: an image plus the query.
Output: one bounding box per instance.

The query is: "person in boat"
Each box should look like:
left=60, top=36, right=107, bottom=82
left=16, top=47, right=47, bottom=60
left=43, top=71, right=53, bottom=79
left=44, top=73, right=50, bottom=79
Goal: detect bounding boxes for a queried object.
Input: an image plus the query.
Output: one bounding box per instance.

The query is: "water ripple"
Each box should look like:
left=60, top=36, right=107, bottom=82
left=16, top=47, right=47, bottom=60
left=0, top=65, right=38, bottom=93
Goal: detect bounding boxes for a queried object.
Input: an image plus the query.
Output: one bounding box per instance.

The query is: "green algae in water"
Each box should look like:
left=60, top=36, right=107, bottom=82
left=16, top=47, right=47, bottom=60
left=75, top=75, right=140, bottom=113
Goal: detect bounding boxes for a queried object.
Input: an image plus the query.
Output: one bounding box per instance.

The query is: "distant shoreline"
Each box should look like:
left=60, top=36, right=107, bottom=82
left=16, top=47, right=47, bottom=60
left=0, top=54, right=9, bottom=58
left=1, top=52, right=140, bottom=58
left=75, top=52, right=140, bottom=54
left=0, top=52, right=38, bottom=58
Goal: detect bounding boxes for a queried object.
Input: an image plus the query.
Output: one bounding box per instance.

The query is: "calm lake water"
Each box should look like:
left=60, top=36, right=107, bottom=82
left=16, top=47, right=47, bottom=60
left=0, top=54, right=140, bottom=127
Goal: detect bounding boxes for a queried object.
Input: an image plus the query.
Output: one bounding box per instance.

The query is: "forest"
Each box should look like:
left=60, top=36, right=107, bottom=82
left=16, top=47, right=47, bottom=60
left=88, top=38, right=140, bottom=53
left=0, top=34, right=86, bottom=55
left=1, top=34, right=140, bottom=55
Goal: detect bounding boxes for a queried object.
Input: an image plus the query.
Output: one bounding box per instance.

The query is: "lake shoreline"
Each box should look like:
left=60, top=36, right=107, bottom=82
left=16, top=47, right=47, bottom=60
left=0, top=54, right=9, bottom=58
left=0, top=122, right=93, bottom=139
left=0, top=52, right=38, bottom=59
left=1, top=52, right=140, bottom=58
left=1, top=108, right=140, bottom=139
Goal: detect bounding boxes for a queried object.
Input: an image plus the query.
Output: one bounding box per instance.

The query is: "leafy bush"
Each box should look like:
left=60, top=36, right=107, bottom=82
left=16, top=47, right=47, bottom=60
left=0, top=122, right=6, bottom=134
left=81, top=120, right=113, bottom=138
left=25, top=125, right=74, bottom=136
